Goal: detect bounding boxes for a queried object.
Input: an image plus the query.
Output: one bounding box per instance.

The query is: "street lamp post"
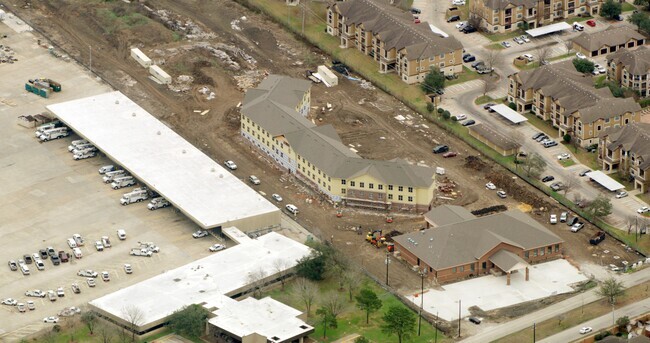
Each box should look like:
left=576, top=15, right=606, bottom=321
left=418, top=268, right=427, bottom=336
left=385, top=251, right=390, bottom=286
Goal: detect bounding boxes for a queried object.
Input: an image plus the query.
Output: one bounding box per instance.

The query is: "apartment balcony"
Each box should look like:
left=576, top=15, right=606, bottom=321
left=603, top=154, right=620, bottom=163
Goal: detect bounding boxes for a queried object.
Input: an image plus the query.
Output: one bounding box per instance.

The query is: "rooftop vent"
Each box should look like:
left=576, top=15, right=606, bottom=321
left=157, top=131, right=161, bottom=135
left=115, top=100, right=119, bottom=105
left=131, top=112, right=136, bottom=117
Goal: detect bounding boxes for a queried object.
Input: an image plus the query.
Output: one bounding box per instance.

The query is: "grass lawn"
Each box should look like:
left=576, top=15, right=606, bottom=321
left=495, top=281, right=650, bottom=343
left=594, top=74, right=607, bottom=88
left=459, top=0, right=471, bottom=20
left=267, top=277, right=451, bottom=343
left=523, top=113, right=558, bottom=138
left=487, top=42, right=506, bottom=49
left=622, top=2, right=636, bottom=12
left=30, top=327, right=194, bottom=343
left=561, top=143, right=600, bottom=170
left=549, top=52, right=574, bottom=62
left=475, top=95, right=495, bottom=105
left=514, top=61, right=540, bottom=70
left=559, top=159, right=576, bottom=168
left=571, top=15, right=594, bottom=22
left=609, top=173, right=635, bottom=191
left=447, top=66, right=482, bottom=86
left=636, top=193, right=650, bottom=205
left=482, top=29, right=524, bottom=42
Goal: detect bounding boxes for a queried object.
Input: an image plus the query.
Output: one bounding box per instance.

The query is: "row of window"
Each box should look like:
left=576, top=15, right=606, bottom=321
left=524, top=244, right=560, bottom=258
left=451, top=264, right=475, bottom=273
left=343, top=180, right=414, bottom=193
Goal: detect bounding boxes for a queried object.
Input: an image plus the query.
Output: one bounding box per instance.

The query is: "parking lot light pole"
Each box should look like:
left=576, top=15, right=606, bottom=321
left=418, top=268, right=427, bottom=336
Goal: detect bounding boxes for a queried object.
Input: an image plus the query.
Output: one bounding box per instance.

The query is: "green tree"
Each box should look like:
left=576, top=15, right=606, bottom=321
left=381, top=306, right=416, bottom=343
left=629, top=11, right=650, bottom=32
left=81, top=311, right=97, bottom=335
left=601, top=0, right=622, bottom=19
left=585, top=195, right=613, bottom=218
left=573, top=58, right=595, bottom=74
left=523, top=152, right=547, bottom=178
left=316, top=307, right=338, bottom=339
left=616, top=316, right=630, bottom=329
left=168, top=304, right=210, bottom=338
left=597, top=277, right=625, bottom=305
left=563, top=134, right=571, bottom=144
left=420, top=67, right=445, bottom=94
left=427, top=102, right=435, bottom=112
left=442, top=110, right=451, bottom=120
left=296, top=241, right=335, bottom=281
left=508, top=102, right=517, bottom=111
left=355, top=336, right=370, bottom=343
left=355, top=288, right=383, bottom=324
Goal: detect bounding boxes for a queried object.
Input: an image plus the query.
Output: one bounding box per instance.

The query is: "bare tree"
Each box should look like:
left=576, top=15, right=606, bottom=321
left=564, top=38, right=573, bottom=54
left=273, top=259, right=290, bottom=290
left=321, top=293, right=345, bottom=320
left=468, top=2, right=482, bottom=30
left=116, top=327, right=130, bottom=343
left=484, top=49, right=503, bottom=74
left=82, top=311, right=97, bottom=335
left=523, top=153, right=547, bottom=178
left=481, top=76, right=496, bottom=97
left=294, top=277, right=318, bottom=317
left=247, top=268, right=268, bottom=299
left=563, top=175, right=579, bottom=196
left=343, top=268, right=362, bottom=301
left=121, top=305, right=145, bottom=342
left=627, top=215, right=637, bottom=234
left=536, top=46, right=550, bottom=65
left=96, top=322, right=115, bottom=343
left=65, top=316, right=81, bottom=342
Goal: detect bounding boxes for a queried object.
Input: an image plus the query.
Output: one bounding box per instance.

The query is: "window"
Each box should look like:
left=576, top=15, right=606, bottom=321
left=524, top=251, right=529, bottom=258
left=555, top=244, right=560, bottom=252
left=398, top=195, right=403, bottom=201
left=398, top=186, right=404, bottom=192
left=388, top=185, right=394, bottom=191
left=350, top=181, right=356, bottom=187
left=548, top=246, right=552, bottom=254
left=470, top=264, right=475, bottom=271
left=408, top=196, right=413, bottom=202
left=378, top=184, right=383, bottom=190
left=452, top=267, right=457, bottom=273
left=533, top=250, right=538, bottom=257
left=540, top=248, right=545, bottom=256
left=360, top=182, right=365, bottom=188
left=369, top=183, right=374, bottom=189
left=342, top=188, right=346, bottom=194
left=341, top=180, right=346, bottom=185
left=408, top=187, right=413, bottom=193
left=459, top=266, right=464, bottom=272
left=388, top=194, right=393, bottom=200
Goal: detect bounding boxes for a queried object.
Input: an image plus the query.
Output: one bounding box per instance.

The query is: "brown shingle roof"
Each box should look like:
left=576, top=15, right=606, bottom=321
left=332, top=0, right=463, bottom=57
left=393, top=209, right=563, bottom=270
left=573, top=26, right=646, bottom=52
left=607, top=46, right=650, bottom=75
left=601, top=123, right=650, bottom=169
left=514, top=60, right=641, bottom=122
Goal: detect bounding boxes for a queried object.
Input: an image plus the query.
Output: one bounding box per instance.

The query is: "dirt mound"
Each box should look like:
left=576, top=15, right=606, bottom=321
left=464, top=155, right=491, bottom=172
left=243, top=27, right=277, bottom=51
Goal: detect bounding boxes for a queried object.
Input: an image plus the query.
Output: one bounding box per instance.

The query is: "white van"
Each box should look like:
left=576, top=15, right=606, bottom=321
left=67, top=238, right=77, bottom=249
left=117, top=229, right=127, bottom=240
left=72, top=248, right=83, bottom=259
left=20, top=264, right=30, bottom=275
left=285, top=204, right=299, bottom=215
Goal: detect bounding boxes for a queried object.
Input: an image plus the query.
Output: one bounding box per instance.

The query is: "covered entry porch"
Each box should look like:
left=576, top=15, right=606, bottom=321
left=490, top=250, right=530, bottom=285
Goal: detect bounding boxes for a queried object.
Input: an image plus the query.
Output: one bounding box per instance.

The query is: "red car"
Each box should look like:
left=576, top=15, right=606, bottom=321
left=442, top=151, right=458, bottom=158
left=414, top=18, right=421, bottom=24
left=586, top=20, right=596, bottom=27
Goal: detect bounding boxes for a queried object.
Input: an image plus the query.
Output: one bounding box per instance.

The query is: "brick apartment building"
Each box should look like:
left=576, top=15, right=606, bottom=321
left=599, top=123, right=650, bottom=193
left=607, top=46, right=650, bottom=98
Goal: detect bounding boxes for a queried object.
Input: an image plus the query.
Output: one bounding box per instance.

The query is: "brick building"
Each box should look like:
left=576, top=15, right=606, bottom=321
left=394, top=206, right=564, bottom=284
left=573, top=26, right=646, bottom=58
left=607, top=46, right=650, bottom=98
left=599, top=123, right=650, bottom=193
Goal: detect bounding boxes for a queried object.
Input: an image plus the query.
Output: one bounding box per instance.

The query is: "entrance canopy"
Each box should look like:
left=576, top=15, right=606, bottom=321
left=526, top=22, right=572, bottom=37
left=490, top=250, right=529, bottom=273
left=490, top=104, right=528, bottom=124
left=585, top=171, right=625, bottom=191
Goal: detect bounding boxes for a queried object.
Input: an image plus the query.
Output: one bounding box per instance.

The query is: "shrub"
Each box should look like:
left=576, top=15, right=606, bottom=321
left=563, top=134, right=571, bottom=143
left=443, top=111, right=451, bottom=120
left=437, top=108, right=444, bottom=114
left=427, top=103, right=435, bottom=112
left=639, top=98, right=650, bottom=107
left=451, top=116, right=458, bottom=121
left=508, top=102, right=516, bottom=110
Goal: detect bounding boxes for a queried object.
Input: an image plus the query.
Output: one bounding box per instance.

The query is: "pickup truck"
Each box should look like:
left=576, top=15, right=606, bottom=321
left=130, top=248, right=153, bottom=257
left=147, top=197, right=171, bottom=210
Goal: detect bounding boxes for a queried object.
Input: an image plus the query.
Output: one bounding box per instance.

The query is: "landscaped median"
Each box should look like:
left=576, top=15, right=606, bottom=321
left=236, top=0, right=649, bottom=256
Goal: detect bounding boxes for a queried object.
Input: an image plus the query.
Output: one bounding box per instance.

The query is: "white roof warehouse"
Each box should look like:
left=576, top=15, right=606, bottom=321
left=47, top=91, right=280, bottom=232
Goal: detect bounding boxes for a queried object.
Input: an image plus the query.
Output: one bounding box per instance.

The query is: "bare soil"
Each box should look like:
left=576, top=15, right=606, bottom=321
left=4, top=0, right=639, bottom=302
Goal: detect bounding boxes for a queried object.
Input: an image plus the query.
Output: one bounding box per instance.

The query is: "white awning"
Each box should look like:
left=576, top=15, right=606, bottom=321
left=429, top=24, right=449, bottom=38
left=526, top=22, right=572, bottom=37
left=585, top=171, right=625, bottom=191
left=490, top=104, right=528, bottom=124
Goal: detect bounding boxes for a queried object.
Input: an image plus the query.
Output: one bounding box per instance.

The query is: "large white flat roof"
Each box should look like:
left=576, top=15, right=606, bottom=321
left=585, top=171, right=625, bottom=191
left=47, top=91, right=280, bottom=230
left=526, top=22, right=572, bottom=37
left=491, top=104, right=528, bottom=124
left=209, top=297, right=313, bottom=340
left=89, top=231, right=312, bottom=327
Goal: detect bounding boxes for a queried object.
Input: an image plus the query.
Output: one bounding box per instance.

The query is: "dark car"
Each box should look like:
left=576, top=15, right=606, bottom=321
left=442, top=151, right=458, bottom=158
left=447, top=15, right=461, bottom=22
left=50, top=255, right=60, bottom=266
left=39, top=249, right=48, bottom=260
left=535, top=134, right=548, bottom=142
left=58, top=251, right=69, bottom=263
left=590, top=231, right=606, bottom=245
left=532, top=132, right=544, bottom=140
left=23, top=255, right=33, bottom=264
left=462, top=119, right=476, bottom=126
left=550, top=182, right=563, bottom=191
left=462, top=26, right=477, bottom=33
left=541, top=175, right=555, bottom=182
left=469, top=317, right=482, bottom=324
left=433, top=145, right=449, bottom=154
left=484, top=103, right=496, bottom=110
left=434, top=88, right=444, bottom=95
left=410, top=8, right=421, bottom=14
left=567, top=216, right=579, bottom=226
left=445, top=74, right=458, bottom=80
left=462, top=54, right=476, bottom=62
left=614, top=14, right=624, bottom=21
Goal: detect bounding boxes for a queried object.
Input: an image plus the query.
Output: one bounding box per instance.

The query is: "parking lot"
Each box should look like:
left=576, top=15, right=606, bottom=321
left=0, top=21, right=226, bottom=341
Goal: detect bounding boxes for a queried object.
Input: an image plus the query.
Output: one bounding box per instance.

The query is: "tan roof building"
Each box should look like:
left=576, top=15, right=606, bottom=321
left=508, top=61, right=642, bottom=147
left=599, top=123, right=650, bottom=193
left=394, top=208, right=564, bottom=284
left=607, top=46, right=650, bottom=97
left=326, top=0, right=464, bottom=84
left=573, top=26, right=647, bottom=58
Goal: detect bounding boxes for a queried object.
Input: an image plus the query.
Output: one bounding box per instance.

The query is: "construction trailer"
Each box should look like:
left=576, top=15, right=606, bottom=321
left=130, top=48, right=152, bottom=68
left=149, top=65, right=172, bottom=85
left=317, top=65, right=338, bottom=86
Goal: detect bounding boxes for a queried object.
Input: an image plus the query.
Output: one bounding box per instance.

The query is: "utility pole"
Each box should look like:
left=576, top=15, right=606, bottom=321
left=533, top=322, right=536, bottom=342
left=418, top=268, right=427, bottom=336
left=458, top=299, right=462, bottom=338
left=89, top=45, right=92, bottom=74
left=301, top=0, right=305, bottom=34
left=434, top=311, right=438, bottom=343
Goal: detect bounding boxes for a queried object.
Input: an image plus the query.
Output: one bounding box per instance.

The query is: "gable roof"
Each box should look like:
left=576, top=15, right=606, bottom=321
left=242, top=75, right=435, bottom=188
left=480, top=0, right=536, bottom=10
left=423, top=204, right=475, bottom=227
left=489, top=250, right=529, bottom=273
left=514, top=60, right=641, bottom=122
left=393, top=209, right=563, bottom=270
left=573, top=26, right=646, bottom=52
left=601, top=123, right=650, bottom=169
left=332, top=0, right=463, bottom=57
left=607, top=46, right=650, bottom=75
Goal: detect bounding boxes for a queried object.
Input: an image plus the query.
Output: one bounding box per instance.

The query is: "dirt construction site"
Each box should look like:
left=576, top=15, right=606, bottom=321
left=2, top=0, right=644, bottom=324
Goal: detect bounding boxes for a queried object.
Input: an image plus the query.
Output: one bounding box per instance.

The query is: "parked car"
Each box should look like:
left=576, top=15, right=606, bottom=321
left=497, top=191, right=507, bottom=198
left=442, top=151, right=458, bottom=158
left=25, top=290, right=46, bottom=298
left=23, top=255, right=32, bottom=264
left=56, top=287, right=65, bottom=297
left=43, top=317, right=60, bottom=324
left=8, top=260, right=17, bottom=271
left=456, top=21, right=468, bottom=30
left=124, top=264, right=133, bottom=274
left=557, top=153, right=571, bottom=160
left=193, top=230, right=209, bottom=238
left=462, top=25, right=477, bottom=33
left=542, top=175, right=555, bottom=183
left=550, top=214, right=557, bottom=224
left=414, top=18, right=421, bottom=24
left=224, top=160, right=237, bottom=170
left=47, top=290, right=56, bottom=301
left=484, top=103, right=496, bottom=111
left=58, top=251, right=69, bottom=263
left=455, top=113, right=468, bottom=121
left=462, top=119, right=476, bottom=126
left=586, top=19, right=596, bottom=27
left=521, top=54, right=534, bottom=62
left=560, top=212, right=568, bottom=222
left=471, top=61, right=484, bottom=69
left=550, top=182, right=564, bottom=191
left=638, top=206, right=650, bottom=214
left=447, top=15, right=461, bottom=22
left=71, top=283, right=81, bottom=294
left=614, top=14, right=624, bottom=21
left=485, top=182, right=496, bottom=190
left=579, top=327, right=593, bottom=334
left=2, top=298, right=17, bottom=306
left=209, top=244, right=226, bottom=252
left=543, top=141, right=558, bottom=148
left=579, top=169, right=591, bottom=176
left=433, top=145, right=449, bottom=154
left=535, top=134, right=548, bottom=142
left=501, top=41, right=511, bottom=48
left=520, top=35, right=530, bottom=43
left=576, top=52, right=586, bottom=59
left=571, top=222, right=585, bottom=232
left=410, top=8, right=421, bottom=14
left=513, top=36, right=524, bottom=45
left=469, top=317, right=482, bottom=324
left=271, top=193, right=283, bottom=202
left=87, top=278, right=96, bottom=287
left=101, top=271, right=110, bottom=282
left=573, top=22, right=584, bottom=31
left=616, top=191, right=628, bottom=199
left=462, top=53, right=475, bottom=62
left=94, top=241, right=104, bottom=251
left=590, top=231, right=606, bottom=245
left=27, top=301, right=35, bottom=311
left=39, top=249, right=48, bottom=260
left=50, top=255, right=60, bottom=265
left=77, top=269, right=98, bottom=278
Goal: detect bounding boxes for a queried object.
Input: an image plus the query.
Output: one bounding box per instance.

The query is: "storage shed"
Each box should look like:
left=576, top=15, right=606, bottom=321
left=148, top=65, right=172, bottom=85
left=130, top=48, right=152, bottom=68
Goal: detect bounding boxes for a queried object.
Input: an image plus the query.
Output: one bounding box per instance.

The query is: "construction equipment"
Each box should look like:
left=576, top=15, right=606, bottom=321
left=386, top=242, right=395, bottom=252
left=25, top=78, right=61, bottom=98
left=386, top=215, right=393, bottom=223
left=336, top=210, right=343, bottom=218
left=366, top=230, right=384, bottom=248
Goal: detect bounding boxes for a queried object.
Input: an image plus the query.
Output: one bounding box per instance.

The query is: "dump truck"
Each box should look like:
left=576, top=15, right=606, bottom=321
left=111, top=176, right=136, bottom=190
left=120, top=189, right=149, bottom=205
left=129, top=248, right=152, bottom=257
left=39, top=127, right=69, bottom=141
left=103, top=170, right=127, bottom=183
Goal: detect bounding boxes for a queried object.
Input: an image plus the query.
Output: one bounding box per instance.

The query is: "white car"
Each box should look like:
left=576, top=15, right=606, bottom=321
left=616, top=191, right=628, bottom=199
left=597, top=65, right=606, bottom=73
left=455, top=113, right=468, bottom=121
left=77, top=269, right=98, bottom=278
left=43, top=316, right=59, bottom=323
left=550, top=214, right=557, bottom=224
left=501, top=41, right=511, bottom=48
left=557, top=153, right=571, bottom=160
left=576, top=52, right=586, bottom=59
left=485, top=182, right=496, bottom=190
left=94, top=241, right=104, bottom=251
left=124, top=264, right=133, bottom=274
left=224, top=160, right=237, bottom=170
left=452, top=0, right=465, bottom=5
left=638, top=206, right=650, bottom=214
left=101, top=271, right=110, bottom=282
left=579, top=327, right=593, bottom=334
left=209, top=244, right=226, bottom=252
left=249, top=175, right=261, bottom=185
left=87, top=278, right=96, bottom=287
left=271, top=193, right=283, bottom=202
left=192, top=230, right=209, bottom=238
left=455, top=21, right=467, bottom=29
left=497, top=191, right=507, bottom=198
left=25, top=290, right=46, bottom=298
left=520, top=35, right=530, bottom=43
left=521, top=54, right=534, bottom=62
left=2, top=298, right=17, bottom=306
